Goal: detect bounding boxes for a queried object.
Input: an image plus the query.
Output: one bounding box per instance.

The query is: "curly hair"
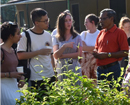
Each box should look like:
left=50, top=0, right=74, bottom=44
left=1, top=21, right=18, bottom=42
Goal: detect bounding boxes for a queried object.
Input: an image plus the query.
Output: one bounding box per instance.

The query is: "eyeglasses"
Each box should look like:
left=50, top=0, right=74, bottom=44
left=38, top=18, right=50, bottom=24
left=99, top=17, right=109, bottom=21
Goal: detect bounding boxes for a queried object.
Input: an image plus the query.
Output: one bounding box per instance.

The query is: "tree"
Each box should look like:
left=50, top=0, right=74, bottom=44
left=1, top=0, right=17, bottom=23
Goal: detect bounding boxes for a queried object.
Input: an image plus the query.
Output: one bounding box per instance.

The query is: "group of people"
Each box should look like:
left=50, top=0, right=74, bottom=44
left=1, top=7, right=130, bottom=104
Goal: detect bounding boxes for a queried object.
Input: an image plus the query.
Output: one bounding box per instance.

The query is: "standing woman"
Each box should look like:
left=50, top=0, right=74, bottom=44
left=80, top=14, right=100, bottom=81
left=119, top=17, right=130, bottom=71
left=1, top=22, right=24, bottom=105
left=52, top=12, right=82, bottom=85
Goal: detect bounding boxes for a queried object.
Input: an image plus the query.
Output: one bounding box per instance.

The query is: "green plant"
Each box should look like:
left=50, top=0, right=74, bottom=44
left=16, top=61, right=130, bottom=105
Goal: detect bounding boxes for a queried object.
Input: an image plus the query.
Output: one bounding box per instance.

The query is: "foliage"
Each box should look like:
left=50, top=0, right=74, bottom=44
left=1, top=0, right=10, bottom=4
left=16, top=62, right=130, bottom=105
left=1, top=0, right=17, bottom=23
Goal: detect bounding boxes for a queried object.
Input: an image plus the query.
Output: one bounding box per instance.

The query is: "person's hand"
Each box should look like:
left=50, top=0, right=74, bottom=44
left=64, top=42, right=74, bottom=48
left=10, top=72, right=24, bottom=79
left=93, top=52, right=108, bottom=59
left=38, top=48, right=52, bottom=55
left=18, top=76, right=25, bottom=88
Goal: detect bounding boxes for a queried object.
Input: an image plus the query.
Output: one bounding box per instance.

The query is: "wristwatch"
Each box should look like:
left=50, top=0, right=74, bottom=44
left=108, top=52, right=111, bottom=58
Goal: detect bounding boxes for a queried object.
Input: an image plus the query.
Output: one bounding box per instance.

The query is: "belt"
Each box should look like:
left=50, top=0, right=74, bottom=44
left=99, top=61, right=118, bottom=70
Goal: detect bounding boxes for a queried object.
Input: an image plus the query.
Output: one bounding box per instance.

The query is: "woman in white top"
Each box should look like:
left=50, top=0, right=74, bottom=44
left=80, top=14, right=100, bottom=82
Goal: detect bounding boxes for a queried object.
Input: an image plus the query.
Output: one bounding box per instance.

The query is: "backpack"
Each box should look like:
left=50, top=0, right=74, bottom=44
left=1, top=30, right=31, bottom=82
left=18, top=30, right=31, bottom=82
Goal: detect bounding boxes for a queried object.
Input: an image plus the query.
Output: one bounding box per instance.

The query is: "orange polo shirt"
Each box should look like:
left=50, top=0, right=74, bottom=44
left=95, top=24, right=129, bottom=66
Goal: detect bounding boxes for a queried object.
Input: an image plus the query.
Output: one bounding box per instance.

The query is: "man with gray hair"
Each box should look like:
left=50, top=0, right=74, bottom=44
left=93, top=8, right=129, bottom=91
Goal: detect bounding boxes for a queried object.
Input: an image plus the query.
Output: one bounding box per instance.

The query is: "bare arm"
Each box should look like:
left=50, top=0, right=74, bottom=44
left=53, top=42, right=74, bottom=59
left=82, top=41, right=94, bottom=53
left=17, top=48, right=52, bottom=60
left=93, top=50, right=128, bottom=60
left=51, top=54, right=55, bottom=69
left=60, top=46, right=82, bottom=59
left=53, top=42, right=82, bottom=59
left=1, top=72, right=24, bottom=79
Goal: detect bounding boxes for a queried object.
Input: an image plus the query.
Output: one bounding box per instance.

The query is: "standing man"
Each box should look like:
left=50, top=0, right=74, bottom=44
left=93, top=8, right=129, bottom=91
left=17, top=8, right=55, bottom=100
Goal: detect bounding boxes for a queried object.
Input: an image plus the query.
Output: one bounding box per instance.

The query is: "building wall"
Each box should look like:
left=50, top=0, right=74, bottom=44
left=69, top=0, right=109, bottom=31
left=126, top=0, right=130, bottom=17
left=16, top=1, right=67, bottom=30
left=16, top=0, right=129, bottom=32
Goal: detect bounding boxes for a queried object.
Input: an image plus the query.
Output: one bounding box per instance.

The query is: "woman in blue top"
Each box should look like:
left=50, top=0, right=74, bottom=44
left=52, top=12, right=82, bottom=85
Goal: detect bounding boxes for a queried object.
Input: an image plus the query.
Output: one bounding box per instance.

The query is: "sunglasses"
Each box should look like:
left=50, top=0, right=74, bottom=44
left=8, top=21, right=17, bottom=28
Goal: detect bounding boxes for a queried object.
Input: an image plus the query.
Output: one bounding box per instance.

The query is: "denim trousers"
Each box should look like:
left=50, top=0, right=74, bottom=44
left=97, top=63, right=122, bottom=91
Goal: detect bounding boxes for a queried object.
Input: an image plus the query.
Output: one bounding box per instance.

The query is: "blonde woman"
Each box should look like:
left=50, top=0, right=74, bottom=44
left=80, top=14, right=100, bottom=81
left=119, top=17, right=130, bottom=71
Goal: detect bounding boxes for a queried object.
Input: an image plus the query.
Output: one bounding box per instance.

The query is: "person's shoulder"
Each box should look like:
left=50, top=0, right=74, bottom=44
left=80, top=31, right=86, bottom=35
left=96, top=29, right=100, bottom=33
left=75, top=34, right=82, bottom=39
left=52, top=28, right=57, bottom=33
left=116, top=28, right=126, bottom=35
left=44, top=30, right=51, bottom=36
left=51, top=28, right=57, bottom=36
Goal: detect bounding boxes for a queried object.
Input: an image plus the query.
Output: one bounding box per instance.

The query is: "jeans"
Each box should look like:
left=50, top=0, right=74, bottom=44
left=97, top=63, right=122, bottom=91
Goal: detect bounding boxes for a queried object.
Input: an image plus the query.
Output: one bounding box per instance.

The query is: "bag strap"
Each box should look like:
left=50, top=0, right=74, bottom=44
left=24, top=30, right=31, bottom=52
left=24, top=30, right=31, bottom=67
left=1, top=48, right=4, bottom=64
left=84, top=31, right=87, bottom=40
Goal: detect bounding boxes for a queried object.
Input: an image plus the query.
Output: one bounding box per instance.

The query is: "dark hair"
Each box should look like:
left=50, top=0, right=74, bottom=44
left=85, top=14, right=99, bottom=26
left=100, top=8, right=116, bottom=22
left=1, top=21, right=18, bottom=42
left=56, top=12, right=78, bottom=41
left=30, top=8, right=48, bottom=24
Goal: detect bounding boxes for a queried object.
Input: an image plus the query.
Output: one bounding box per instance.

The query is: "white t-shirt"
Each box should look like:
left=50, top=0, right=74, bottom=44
left=80, top=29, right=100, bottom=46
left=17, top=29, right=54, bottom=81
left=51, top=28, right=57, bottom=36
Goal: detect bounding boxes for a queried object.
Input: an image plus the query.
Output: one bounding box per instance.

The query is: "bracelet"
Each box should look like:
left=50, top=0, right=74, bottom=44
left=4, top=73, right=6, bottom=77
left=9, top=72, right=11, bottom=78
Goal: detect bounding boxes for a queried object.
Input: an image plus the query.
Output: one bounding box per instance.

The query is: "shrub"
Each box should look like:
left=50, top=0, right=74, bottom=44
left=16, top=62, right=130, bottom=105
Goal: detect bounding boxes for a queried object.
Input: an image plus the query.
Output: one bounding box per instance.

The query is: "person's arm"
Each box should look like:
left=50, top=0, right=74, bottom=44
left=93, top=50, right=128, bottom=60
left=82, top=41, right=94, bottom=53
left=18, top=76, right=25, bottom=88
left=60, top=46, right=82, bottom=59
left=17, top=31, right=52, bottom=60
left=51, top=54, right=55, bottom=69
left=1, top=72, right=24, bottom=79
left=17, top=48, right=52, bottom=60
left=53, top=42, right=74, bottom=59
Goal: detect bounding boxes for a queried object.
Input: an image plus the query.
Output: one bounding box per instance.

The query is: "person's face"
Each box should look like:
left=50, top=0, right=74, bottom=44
left=36, top=15, right=49, bottom=30
left=64, top=14, right=72, bottom=30
left=84, top=18, right=93, bottom=30
left=122, top=22, right=130, bottom=32
left=99, top=12, right=113, bottom=29
left=11, top=28, right=21, bottom=43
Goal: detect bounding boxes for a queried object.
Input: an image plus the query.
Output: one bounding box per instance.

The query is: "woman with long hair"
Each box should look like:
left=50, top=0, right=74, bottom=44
left=1, top=21, right=24, bottom=105
left=119, top=17, right=130, bottom=71
left=52, top=12, right=82, bottom=85
left=80, top=14, right=100, bottom=82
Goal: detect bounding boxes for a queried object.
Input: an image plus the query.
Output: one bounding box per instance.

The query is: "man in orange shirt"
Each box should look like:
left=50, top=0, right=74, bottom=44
left=93, top=8, right=129, bottom=91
